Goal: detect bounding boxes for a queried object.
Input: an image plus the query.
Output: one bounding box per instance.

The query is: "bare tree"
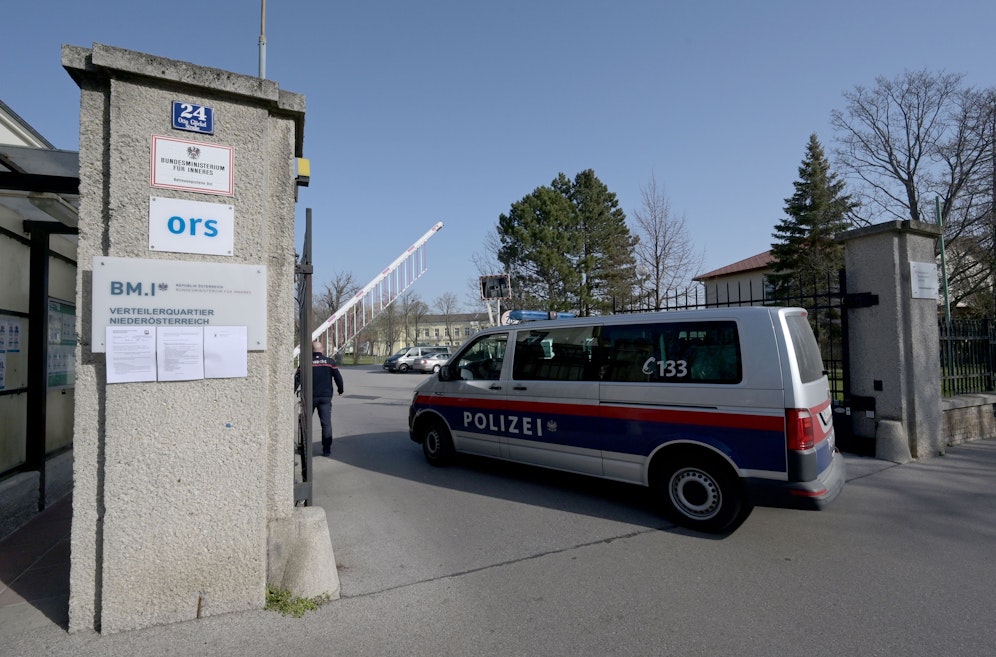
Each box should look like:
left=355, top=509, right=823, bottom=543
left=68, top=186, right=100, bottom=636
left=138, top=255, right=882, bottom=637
left=434, top=292, right=461, bottom=345
left=369, top=301, right=404, bottom=356
left=831, top=70, right=996, bottom=309
left=631, top=173, right=704, bottom=310
left=399, top=290, right=431, bottom=344
left=313, top=271, right=358, bottom=330
left=348, top=324, right=374, bottom=364
left=469, top=230, right=514, bottom=323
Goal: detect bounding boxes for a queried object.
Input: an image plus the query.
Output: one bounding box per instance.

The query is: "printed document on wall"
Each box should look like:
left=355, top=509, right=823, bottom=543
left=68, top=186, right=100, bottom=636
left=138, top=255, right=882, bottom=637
left=157, top=327, right=205, bottom=381
left=205, top=326, right=248, bottom=378
left=106, top=327, right=157, bottom=384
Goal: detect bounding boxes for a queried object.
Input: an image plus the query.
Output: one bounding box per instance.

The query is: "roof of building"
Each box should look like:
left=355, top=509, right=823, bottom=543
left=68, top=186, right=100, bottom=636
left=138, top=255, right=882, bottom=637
left=0, top=99, right=55, bottom=149
left=0, top=101, right=79, bottom=230
left=694, top=250, right=775, bottom=281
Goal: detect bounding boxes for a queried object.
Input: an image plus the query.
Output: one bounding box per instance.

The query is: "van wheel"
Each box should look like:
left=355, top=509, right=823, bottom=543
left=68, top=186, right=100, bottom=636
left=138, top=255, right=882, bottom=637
left=398, top=363, right=410, bottom=373
left=420, top=419, right=454, bottom=466
left=652, top=454, right=743, bottom=533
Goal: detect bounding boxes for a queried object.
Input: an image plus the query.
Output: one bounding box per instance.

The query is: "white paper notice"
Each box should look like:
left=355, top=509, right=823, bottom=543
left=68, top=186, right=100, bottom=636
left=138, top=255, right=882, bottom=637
left=106, top=327, right=157, bottom=383
left=157, top=327, right=205, bottom=381
left=204, top=326, right=248, bottom=379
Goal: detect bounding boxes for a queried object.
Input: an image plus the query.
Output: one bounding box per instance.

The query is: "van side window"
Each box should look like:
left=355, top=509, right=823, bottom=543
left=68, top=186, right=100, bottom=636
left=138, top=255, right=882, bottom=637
left=454, top=333, right=508, bottom=380
left=784, top=314, right=825, bottom=383
left=601, top=321, right=742, bottom=384
left=512, top=326, right=599, bottom=381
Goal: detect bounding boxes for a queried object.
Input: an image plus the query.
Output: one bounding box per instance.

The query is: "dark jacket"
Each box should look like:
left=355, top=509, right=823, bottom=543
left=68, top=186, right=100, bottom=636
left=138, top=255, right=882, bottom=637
left=295, top=351, right=344, bottom=399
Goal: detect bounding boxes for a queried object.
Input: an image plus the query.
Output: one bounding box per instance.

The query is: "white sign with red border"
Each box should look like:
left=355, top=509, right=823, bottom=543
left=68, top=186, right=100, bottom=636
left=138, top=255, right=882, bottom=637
left=151, top=135, right=234, bottom=196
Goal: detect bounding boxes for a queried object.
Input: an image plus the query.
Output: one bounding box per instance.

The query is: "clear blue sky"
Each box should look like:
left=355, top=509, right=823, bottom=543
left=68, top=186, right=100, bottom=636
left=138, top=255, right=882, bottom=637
left=4, top=1, right=995, bottom=311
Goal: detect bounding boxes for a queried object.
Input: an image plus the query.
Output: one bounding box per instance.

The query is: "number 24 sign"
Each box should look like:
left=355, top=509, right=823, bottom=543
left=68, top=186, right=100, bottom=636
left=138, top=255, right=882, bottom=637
left=172, top=101, right=215, bottom=135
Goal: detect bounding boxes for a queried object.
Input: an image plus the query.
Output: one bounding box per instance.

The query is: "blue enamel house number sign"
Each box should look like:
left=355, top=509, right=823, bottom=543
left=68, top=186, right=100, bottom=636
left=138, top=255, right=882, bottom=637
left=172, top=101, right=215, bottom=135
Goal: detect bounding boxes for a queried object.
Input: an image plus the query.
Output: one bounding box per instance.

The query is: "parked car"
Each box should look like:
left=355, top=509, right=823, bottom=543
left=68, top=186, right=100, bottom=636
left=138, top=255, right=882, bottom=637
left=384, top=346, right=452, bottom=373
left=411, top=351, right=450, bottom=374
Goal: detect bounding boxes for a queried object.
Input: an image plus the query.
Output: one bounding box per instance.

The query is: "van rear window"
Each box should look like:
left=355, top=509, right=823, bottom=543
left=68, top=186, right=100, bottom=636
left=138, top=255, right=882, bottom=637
left=784, top=314, right=825, bottom=383
left=512, top=321, right=742, bottom=384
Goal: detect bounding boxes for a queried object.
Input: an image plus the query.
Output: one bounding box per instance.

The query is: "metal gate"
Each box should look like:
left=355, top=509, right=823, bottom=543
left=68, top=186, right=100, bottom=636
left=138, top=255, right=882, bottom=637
left=294, top=209, right=315, bottom=506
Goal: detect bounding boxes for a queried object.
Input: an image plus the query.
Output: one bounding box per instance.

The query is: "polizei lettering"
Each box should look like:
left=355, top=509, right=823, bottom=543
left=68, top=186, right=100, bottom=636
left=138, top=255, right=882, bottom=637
left=463, top=411, right=544, bottom=436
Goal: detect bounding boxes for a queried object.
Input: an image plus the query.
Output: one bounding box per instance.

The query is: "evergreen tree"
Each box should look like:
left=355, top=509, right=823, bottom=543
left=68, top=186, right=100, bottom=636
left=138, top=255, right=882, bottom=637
left=497, top=170, right=637, bottom=314
left=497, top=184, right=581, bottom=311
left=556, top=170, right=638, bottom=316
left=770, top=134, right=856, bottom=296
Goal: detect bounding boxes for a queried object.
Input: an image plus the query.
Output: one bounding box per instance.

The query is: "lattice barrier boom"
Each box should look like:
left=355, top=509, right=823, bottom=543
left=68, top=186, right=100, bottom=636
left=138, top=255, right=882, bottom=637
left=293, top=221, right=443, bottom=358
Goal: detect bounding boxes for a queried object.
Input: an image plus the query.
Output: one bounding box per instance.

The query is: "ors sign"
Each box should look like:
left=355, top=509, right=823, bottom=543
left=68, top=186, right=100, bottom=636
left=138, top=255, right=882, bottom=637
left=149, top=197, right=234, bottom=256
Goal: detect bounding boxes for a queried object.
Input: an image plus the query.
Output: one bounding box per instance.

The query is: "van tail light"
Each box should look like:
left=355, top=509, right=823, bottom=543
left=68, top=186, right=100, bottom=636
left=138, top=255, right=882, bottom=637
left=787, top=408, right=815, bottom=451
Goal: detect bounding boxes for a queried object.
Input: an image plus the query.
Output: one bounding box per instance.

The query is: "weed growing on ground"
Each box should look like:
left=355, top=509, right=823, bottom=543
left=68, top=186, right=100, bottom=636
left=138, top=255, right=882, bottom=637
left=265, top=585, right=332, bottom=618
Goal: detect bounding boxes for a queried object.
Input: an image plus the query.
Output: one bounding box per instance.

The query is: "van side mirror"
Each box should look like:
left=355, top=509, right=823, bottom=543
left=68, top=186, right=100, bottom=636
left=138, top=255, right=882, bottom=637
left=438, top=364, right=454, bottom=381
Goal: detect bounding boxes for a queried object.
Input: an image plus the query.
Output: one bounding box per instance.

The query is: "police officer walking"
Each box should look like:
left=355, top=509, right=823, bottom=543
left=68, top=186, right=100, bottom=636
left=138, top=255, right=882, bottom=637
left=295, top=340, right=345, bottom=457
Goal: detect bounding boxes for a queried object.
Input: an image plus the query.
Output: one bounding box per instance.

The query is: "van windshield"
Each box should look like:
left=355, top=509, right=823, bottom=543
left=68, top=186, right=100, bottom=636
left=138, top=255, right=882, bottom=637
left=784, top=314, right=825, bottom=383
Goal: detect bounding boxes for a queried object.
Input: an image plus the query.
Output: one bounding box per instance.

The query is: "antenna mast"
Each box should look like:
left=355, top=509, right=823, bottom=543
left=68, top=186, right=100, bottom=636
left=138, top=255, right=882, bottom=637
left=258, top=0, right=267, bottom=78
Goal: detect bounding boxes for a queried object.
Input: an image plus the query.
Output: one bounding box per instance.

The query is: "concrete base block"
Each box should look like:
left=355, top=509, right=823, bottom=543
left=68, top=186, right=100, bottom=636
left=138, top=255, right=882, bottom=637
left=267, top=507, right=340, bottom=601
left=876, top=420, right=913, bottom=464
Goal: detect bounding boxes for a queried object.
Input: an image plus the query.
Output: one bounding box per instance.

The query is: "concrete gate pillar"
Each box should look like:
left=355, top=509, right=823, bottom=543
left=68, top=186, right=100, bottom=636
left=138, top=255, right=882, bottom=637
left=837, top=220, right=943, bottom=462
left=62, top=44, right=337, bottom=634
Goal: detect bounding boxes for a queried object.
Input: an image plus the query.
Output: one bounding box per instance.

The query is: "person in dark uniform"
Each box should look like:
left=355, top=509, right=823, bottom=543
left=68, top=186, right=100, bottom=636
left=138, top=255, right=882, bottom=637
left=295, top=340, right=344, bottom=456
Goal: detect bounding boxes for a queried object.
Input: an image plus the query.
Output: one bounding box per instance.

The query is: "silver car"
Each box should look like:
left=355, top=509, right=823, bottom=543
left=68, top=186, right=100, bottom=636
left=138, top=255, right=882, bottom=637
left=384, top=346, right=452, bottom=373
left=410, top=351, right=450, bottom=374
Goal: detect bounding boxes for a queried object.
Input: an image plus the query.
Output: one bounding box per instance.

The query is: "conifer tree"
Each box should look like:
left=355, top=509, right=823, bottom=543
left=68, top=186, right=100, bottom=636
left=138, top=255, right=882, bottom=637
left=770, top=134, right=856, bottom=296
left=497, top=184, right=581, bottom=311
left=555, top=170, right=638, bottom=316
left=497, top=170, right=637, bottom=314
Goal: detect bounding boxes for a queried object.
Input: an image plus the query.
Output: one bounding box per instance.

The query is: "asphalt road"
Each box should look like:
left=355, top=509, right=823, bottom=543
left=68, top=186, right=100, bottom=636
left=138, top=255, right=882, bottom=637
left=7, top=365, right=996, bottom=656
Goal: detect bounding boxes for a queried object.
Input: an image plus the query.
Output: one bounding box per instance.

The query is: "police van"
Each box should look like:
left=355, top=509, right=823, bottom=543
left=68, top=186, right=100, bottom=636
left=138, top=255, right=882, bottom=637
left=408, top=307, right=845, bottom=533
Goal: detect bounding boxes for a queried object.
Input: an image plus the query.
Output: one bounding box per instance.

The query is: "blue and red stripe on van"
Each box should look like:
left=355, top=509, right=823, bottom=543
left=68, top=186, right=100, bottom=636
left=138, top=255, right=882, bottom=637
left=411, top=393, right=836, bottom=478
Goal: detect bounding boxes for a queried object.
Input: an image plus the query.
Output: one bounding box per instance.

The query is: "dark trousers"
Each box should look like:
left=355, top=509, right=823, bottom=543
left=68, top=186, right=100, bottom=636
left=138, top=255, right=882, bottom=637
left=314, top=397, right=334, bottom=452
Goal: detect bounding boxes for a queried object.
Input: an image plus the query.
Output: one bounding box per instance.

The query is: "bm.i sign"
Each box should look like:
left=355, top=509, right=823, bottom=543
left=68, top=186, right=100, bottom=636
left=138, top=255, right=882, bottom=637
left=90, top=256, right=267, bottom=352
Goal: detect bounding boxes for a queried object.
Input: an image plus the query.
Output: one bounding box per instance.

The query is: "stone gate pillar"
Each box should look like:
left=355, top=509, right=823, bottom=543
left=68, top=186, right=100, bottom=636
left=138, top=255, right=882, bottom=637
left=62, top=43, right=336, bottom=634
left=837, top=220, right=943, bottom=462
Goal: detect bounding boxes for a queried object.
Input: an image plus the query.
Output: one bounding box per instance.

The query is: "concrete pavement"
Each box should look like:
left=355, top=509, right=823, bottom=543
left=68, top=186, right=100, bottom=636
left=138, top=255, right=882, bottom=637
left=0, top=492, right=71, bottom=635
left=2, top=367, right=993, bottom=656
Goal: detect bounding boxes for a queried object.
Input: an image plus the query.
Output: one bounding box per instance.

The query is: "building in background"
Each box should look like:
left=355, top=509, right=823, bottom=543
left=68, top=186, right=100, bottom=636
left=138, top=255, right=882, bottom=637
left=408, top=312, right=489, bottom=348
left=694, top=251, right=775, bottom=306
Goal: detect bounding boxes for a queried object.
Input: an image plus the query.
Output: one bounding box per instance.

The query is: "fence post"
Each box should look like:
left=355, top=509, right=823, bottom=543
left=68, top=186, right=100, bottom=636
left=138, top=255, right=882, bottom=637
left=836, top=220, right=943, bottom=461
left=986, top=317, right=995, bottom=392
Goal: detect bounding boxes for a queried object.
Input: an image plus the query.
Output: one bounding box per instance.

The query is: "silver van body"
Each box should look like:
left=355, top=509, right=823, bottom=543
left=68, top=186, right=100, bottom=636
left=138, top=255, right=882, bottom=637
left=409, top=307, right=846, bottom=532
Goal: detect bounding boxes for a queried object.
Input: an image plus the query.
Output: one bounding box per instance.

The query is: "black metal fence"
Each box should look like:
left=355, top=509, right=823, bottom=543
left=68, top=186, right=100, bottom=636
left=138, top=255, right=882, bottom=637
left=614, top=278, right=996, bottom=399
left=614, top=272, right=847, bottom=401
left=939, top=318, right=996, bottom=396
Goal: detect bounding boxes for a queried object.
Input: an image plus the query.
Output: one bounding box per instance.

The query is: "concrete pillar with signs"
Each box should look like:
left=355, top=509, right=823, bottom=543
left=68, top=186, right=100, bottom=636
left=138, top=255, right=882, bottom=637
left=62, top=44, right=337, bottom=634
left=837, top=220, right=943, bottom=462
